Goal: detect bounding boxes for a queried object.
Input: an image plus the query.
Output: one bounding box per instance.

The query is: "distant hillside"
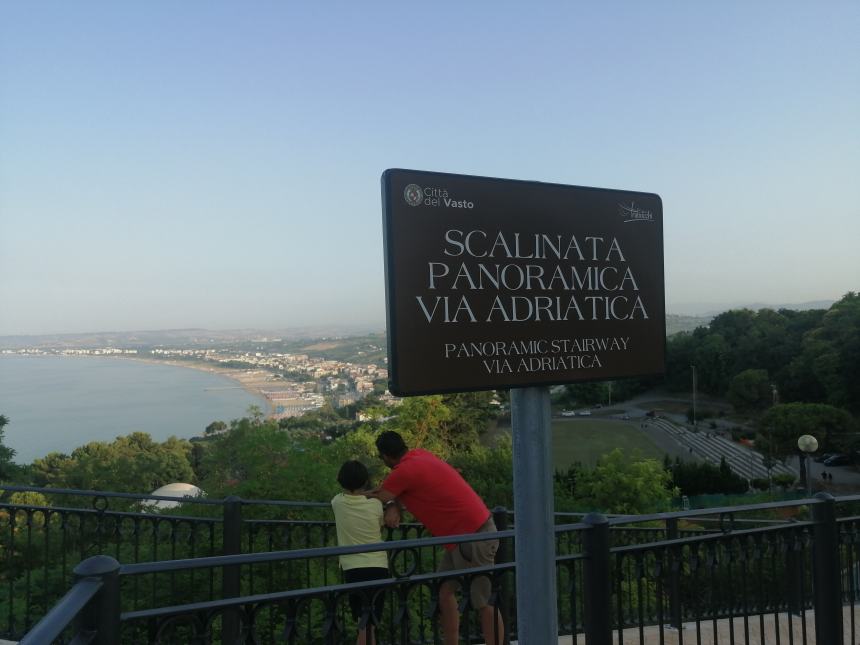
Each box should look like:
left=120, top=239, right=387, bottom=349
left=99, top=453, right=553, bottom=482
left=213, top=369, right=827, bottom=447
left=717, top=299, right=836, bottom=315
left=664, top=300, right=836, bottom=334
left=297, top=334, right=388, bottom=365
left=0, top=325, right=383, bottom=350
left=666, top=314, right=712, bottom=335
left=671, top=299, right=836, bottom=317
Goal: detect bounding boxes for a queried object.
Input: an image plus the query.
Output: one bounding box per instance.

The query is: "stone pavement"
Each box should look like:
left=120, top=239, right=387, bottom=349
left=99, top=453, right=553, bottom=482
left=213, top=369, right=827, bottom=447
left=505, top=606, right=860, bottom=644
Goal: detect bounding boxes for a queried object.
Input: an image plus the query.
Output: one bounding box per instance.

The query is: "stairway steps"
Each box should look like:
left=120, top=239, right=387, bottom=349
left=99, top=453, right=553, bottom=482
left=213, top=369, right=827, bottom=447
left=647, top=418, right=795, bottom=481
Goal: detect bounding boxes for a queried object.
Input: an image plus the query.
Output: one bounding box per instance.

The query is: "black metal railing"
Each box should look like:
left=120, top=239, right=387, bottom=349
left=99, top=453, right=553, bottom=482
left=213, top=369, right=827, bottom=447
left=0, top=484, right=481, bottom=640
left=16, top=490, right=860, bottom=644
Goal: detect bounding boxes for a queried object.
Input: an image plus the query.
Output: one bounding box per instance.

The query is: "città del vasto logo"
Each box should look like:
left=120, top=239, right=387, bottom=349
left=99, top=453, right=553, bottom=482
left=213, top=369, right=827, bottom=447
left=403, top=184, right=424, bottom=207
left=403, top=183, right=474, bottom=210
left=618, top=202, right=654, bottom=223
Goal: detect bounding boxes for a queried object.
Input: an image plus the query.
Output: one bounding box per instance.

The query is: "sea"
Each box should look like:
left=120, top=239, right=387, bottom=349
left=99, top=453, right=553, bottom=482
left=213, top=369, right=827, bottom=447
left=0, top=355, right=269, bottom=464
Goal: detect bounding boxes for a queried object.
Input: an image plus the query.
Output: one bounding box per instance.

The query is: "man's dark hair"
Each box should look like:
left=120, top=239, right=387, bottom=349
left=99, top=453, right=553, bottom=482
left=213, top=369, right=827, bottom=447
left=376, top=431, right=408, bottom=459
left=337, top=460, right=369, bottom=491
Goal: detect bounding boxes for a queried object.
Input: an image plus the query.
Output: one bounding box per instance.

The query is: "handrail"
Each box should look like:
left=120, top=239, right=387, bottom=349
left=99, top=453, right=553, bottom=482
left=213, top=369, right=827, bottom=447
left=234, top=497, right=331, bottom=508
left=121, top=528, right=518, bottom=576
left=122, top=560, right=518, bottom=622
left=0, top=501, right=220, bottom=523
left=10, top=482, right=837, bottom=518
left=19, top=577, right=103, bottom=644
left=612, top=520, right=816, bottom=554
left=0, top=483, right=223, bottom=505
left=605, top=495, right=826, bottom=525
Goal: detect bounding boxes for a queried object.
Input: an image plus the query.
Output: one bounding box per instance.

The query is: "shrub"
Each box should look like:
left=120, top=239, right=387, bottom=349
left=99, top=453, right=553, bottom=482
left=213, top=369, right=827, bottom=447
left=773, top=473, right=796, bottom=490
left=751, top=478, right=770, bottom=491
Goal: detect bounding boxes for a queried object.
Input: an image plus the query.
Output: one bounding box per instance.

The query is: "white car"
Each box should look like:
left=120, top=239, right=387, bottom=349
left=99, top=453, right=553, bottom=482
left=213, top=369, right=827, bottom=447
left=560, top=410, right=576, bottom=417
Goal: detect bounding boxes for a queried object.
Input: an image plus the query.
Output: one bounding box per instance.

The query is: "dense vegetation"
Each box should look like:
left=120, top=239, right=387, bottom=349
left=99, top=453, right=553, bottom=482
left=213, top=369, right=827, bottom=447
left=664, top=292, right=859, bottom=413
left=1, top=297, right=857, bottom=642
left=1, top=294, right=858, bottom=510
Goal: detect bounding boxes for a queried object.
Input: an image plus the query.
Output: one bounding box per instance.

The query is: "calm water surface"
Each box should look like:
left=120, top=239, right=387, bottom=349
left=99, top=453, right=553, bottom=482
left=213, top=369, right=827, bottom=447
left=0, top=355, right=268, bottom=463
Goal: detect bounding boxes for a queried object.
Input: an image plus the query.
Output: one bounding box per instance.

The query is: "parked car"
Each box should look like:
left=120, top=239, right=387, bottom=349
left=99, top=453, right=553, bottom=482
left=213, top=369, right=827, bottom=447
left=815, top=452, right=837, bottom=463
left=578, top=410, right=592, bottom=416
left=823, top=454, right=854, bottom=467
left=560, top=410, right=576, bottom=417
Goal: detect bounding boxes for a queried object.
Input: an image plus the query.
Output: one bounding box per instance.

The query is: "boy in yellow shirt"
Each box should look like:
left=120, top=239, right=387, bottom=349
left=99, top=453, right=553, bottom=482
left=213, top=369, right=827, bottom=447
left=331, top=460, right=389, bottom=645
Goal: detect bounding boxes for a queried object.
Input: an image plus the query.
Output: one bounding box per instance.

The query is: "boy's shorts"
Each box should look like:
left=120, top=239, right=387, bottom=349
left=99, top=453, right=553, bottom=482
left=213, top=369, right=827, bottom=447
left=343, top=566, right=389, bottom=623
left=438, top=516, right=499, bottom=609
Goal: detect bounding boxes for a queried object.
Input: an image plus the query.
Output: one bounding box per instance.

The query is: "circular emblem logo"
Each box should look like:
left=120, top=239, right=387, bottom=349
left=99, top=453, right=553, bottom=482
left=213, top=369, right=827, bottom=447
left=403, top=184, right=423, bottom=207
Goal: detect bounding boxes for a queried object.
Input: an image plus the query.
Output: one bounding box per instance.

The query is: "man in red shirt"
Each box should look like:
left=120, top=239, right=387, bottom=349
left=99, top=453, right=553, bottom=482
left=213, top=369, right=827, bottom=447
left=368, top=431, right=504, bottom=645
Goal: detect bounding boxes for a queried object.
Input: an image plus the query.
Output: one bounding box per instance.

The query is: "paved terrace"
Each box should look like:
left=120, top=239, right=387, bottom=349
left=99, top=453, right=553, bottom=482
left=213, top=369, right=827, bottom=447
left=517, top=606, right=858, bottom=644
left=6, top=608, right=858, bottom=645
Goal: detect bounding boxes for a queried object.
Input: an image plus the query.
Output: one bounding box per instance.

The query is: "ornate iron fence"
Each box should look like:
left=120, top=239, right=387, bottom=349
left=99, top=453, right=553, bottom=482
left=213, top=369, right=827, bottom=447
left=16, top=490, right=860, bottom=643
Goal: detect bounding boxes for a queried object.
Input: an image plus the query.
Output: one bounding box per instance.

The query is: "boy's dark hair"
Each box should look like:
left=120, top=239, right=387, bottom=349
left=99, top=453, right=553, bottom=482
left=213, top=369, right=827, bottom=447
left=337, top=460, right=369, bottom=491
left=376, top=431, right=408, bottom=459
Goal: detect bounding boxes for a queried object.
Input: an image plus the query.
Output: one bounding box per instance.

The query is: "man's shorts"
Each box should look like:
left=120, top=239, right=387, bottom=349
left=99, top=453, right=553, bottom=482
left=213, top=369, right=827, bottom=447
left=438, top=516, right=499, bottom=609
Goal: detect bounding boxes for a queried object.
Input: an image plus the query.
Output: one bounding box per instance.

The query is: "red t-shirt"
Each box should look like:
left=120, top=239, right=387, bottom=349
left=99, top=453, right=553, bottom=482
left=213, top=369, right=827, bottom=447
left=381, top=448, right=489, bottom=548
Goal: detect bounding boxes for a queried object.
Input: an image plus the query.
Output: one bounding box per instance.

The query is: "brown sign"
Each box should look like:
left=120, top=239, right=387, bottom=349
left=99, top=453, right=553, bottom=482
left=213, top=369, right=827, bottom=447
left=382, top=169, right=665, bottom=396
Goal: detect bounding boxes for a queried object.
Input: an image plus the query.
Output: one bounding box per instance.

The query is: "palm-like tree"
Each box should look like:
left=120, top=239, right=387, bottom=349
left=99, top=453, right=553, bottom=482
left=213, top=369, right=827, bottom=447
left=0, top=414, right=17, bottom=477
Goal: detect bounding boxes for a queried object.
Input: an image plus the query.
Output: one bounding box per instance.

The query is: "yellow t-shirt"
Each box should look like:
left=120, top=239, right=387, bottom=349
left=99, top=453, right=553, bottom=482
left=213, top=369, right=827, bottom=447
left=330, top=493, right=389, bottom=571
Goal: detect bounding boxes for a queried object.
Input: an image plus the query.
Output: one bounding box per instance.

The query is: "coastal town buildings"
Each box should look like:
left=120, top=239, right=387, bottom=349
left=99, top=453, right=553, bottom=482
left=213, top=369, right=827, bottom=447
left=2, top=345, right=389, bottom=419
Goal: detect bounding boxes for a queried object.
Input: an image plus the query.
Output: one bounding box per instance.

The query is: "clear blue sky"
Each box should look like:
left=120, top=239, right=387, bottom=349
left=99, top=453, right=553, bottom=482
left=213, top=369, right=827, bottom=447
left=1, top=2, right=858, bottom=335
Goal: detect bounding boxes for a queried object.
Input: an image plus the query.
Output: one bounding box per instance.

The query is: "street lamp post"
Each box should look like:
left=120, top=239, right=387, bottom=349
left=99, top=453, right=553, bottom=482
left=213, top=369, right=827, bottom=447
left=797, top=434, right=818, bottom=497
left=690, top=365, right=697, bottom=429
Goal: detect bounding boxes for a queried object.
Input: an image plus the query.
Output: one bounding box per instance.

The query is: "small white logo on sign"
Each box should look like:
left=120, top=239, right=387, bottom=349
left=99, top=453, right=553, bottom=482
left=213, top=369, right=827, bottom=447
left=404, top=184, right=423, bottom=207
left=619, top=202, right=654, bottom=223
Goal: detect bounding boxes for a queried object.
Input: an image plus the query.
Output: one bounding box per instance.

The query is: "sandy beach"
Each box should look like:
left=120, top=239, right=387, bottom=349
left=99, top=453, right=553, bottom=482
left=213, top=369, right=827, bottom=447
left=118, top=356, right=279, bottom=414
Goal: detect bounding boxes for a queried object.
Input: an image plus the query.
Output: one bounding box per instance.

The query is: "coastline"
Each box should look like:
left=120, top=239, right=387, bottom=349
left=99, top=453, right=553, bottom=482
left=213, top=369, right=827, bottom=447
left=0, top=354, right=277, bottom=463
left=115, top=356, right=276, bottom=415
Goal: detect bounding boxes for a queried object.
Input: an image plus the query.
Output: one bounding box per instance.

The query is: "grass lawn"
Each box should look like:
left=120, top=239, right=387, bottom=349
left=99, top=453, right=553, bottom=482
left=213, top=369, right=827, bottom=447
left=551, top=418, right=665, bottom=470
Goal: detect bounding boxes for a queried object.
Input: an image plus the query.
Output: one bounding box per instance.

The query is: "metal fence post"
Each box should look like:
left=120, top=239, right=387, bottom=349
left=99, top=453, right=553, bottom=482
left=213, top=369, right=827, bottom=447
left=492, top=506, right=512, bottom=643
left=73, top=555, right=121, bottom=645
left=222, top=495, right=243, bottom=643
left=812, top=492, right=842, bottom=645
left=786, top=529, right=803, bottom=615
left=666, top=517, right=682, bottom=629
left=583, top=512, right=611, bottom=645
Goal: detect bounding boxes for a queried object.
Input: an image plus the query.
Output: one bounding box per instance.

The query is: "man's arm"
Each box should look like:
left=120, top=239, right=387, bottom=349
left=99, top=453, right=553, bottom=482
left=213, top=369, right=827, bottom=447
left=365, top=486, right=397, bottom=504
left=365, top=487, right=402, bottom=528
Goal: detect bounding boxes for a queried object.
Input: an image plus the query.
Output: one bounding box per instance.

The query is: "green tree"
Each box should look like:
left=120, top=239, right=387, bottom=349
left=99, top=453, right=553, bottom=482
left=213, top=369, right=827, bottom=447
left=30, top=452, right=72, bottom=487
left=278, top=402, right=354, bottom=438
left=560, top=381, right=604, bottom=407
left=757, top=403, right=855, bottom=457
left=0, top=415, right=18, bottom=480
left=728, top=369, right=772, bottom=411
left=31, top=432, right=194, bottom=494
left=441, top=391, right=498, bottom=451
left=784, top=293, right=860, bottom=412
left=388, top=396, right=455, bottom=458
left=204, top=421, right=227, bottom=435
left=575, top=449, right=675, bottom=514
left=692, top=332, right=732, bottom=394
left=669, top=457, right=749, bottom=496
left=449, top=436, right=513, bottom=510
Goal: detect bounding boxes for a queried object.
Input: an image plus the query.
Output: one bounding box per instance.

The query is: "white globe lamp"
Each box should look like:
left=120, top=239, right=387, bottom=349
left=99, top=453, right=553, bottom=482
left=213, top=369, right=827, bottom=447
left=797, top=435, right=818, bottom=453
left=797, top=435, right=818, bottom=497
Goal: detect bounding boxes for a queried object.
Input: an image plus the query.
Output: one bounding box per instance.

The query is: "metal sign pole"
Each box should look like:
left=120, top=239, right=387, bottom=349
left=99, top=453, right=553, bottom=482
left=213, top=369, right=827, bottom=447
left=511, top=385, right=558, bottom=642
